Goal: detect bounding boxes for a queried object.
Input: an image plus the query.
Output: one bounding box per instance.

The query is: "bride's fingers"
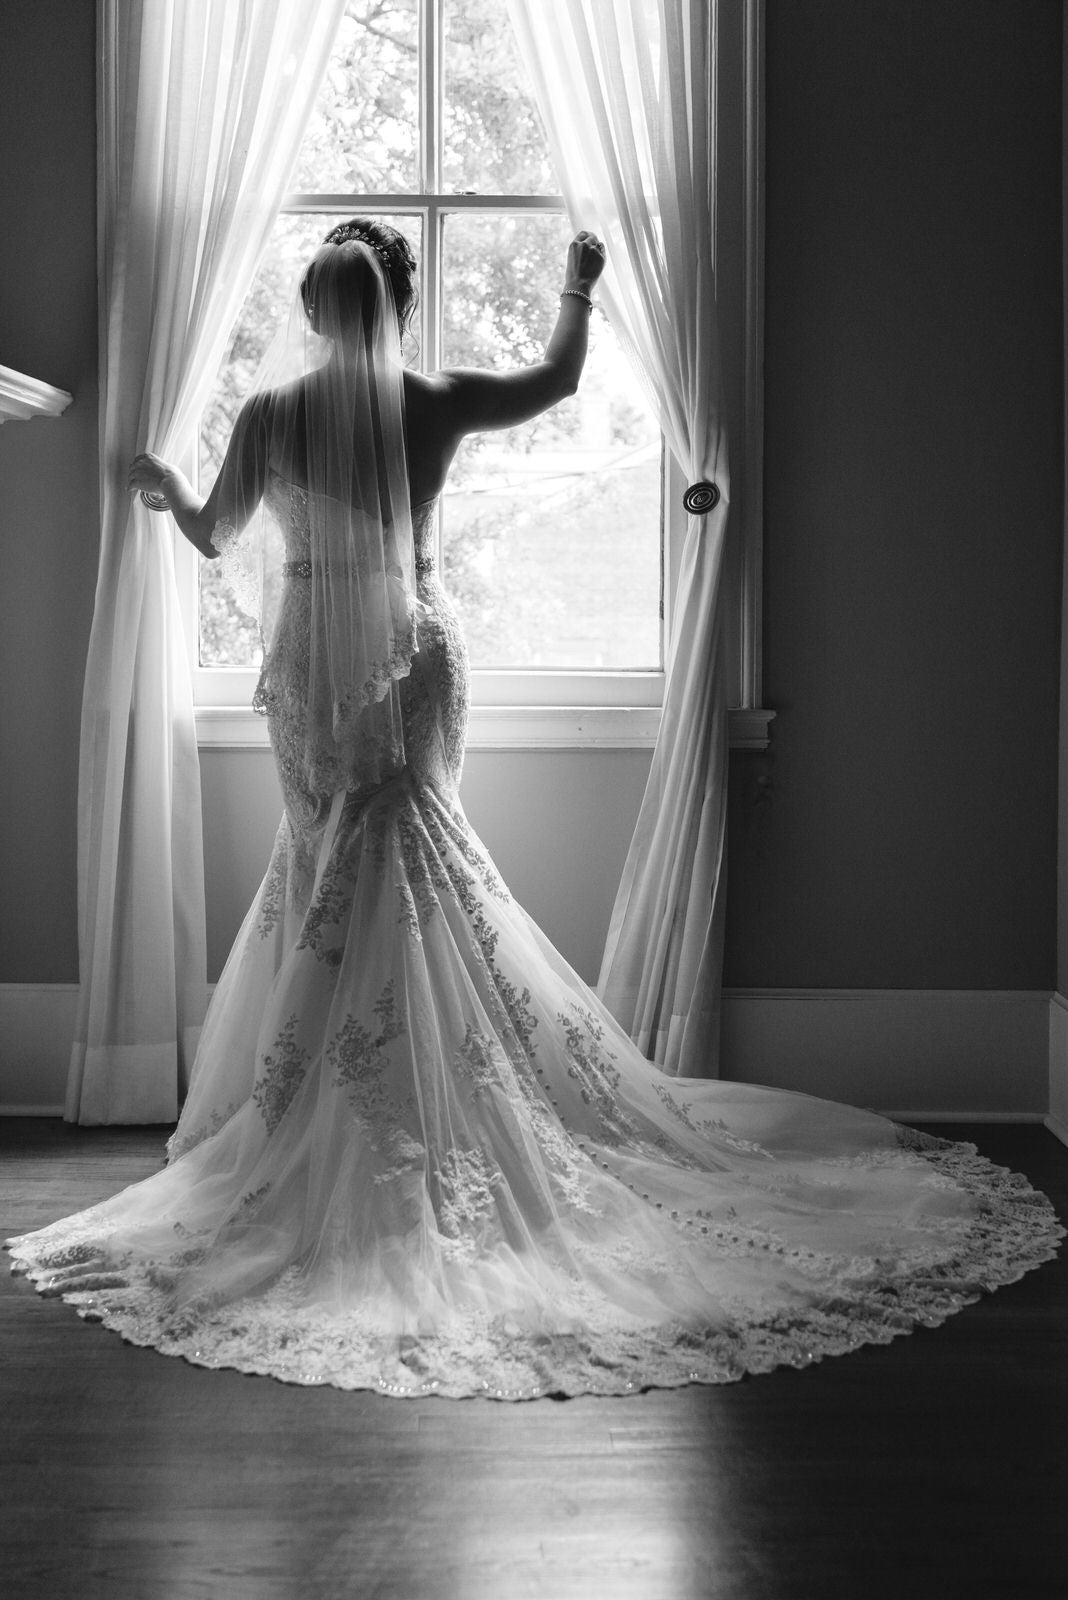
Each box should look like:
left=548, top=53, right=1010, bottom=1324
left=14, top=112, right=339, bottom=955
left=127, top=454, right=166, bottom=490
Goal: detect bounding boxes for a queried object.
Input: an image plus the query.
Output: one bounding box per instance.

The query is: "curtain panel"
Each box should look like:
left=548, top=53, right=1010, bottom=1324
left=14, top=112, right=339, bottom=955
left=507, top=0, right=730, bottom=1076
left=68, top=0, right=346, bottom=1122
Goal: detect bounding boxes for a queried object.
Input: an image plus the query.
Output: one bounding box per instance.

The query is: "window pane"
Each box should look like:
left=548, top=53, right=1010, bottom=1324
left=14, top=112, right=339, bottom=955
left=198, top=211, right=423, bottom=668
left=441, top=212, right=662, bottom=669
left=290, top=0, right=420, bottom=194
left=443, top=0, right=556, bottom=195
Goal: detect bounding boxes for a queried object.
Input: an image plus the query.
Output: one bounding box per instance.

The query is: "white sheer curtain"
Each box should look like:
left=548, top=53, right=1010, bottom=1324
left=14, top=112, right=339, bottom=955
left=67, top=0, right=346, bottom=1123
left=508, top=0, right=729, bottom=1076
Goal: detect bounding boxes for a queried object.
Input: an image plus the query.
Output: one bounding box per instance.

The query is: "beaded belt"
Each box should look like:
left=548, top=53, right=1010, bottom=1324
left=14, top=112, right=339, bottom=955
left=282, top=557, right=435, bottom=579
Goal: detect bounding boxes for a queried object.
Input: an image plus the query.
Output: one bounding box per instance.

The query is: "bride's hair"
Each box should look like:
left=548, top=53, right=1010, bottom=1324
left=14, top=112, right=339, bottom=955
left=300, top=217, right=419, bottom=346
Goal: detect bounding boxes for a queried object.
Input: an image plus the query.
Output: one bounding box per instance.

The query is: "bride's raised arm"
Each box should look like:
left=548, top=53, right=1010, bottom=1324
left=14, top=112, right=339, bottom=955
left=435, top=230, right=606, bottom=436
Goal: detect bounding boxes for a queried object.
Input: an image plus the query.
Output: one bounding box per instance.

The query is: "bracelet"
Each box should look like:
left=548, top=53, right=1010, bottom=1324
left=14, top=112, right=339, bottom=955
left=560, top=288, right=593, bottom=310
left=140, top=491, right=170, bottom=511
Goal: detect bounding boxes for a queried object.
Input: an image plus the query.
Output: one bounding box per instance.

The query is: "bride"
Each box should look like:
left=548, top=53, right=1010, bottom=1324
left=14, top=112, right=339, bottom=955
left=7, top=221, right=1062, bottom=1398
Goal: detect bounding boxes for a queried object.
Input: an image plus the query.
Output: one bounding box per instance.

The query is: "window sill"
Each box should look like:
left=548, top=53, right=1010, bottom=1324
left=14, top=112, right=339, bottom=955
left=194, top=705, right=775, bottom=751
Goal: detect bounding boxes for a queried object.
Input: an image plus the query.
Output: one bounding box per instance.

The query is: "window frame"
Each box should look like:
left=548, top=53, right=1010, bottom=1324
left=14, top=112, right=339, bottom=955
left=179, top=0, right=771, bottom=753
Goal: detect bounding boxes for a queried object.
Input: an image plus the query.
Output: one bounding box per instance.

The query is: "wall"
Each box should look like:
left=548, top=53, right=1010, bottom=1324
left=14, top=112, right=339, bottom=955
left=1, top=1, right=1064, bottom=1113
left=203, top=0, right=1066, bottom=1004
left=0, top=0, right=649, bottom=1001
left=1060, top=3, right=1068, bottom=1005
left=726, top=0, right=1063, bottom=994
left=1055, top=2, right=1068, bottom=1136
left=200, top=747, right=652, bottom=984
left=0, top=0, right=99, bottom=985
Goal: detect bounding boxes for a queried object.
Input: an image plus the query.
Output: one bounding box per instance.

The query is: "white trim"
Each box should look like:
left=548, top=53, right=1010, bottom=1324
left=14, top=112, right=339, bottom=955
left=882, top=1110, right=1047, bottom=1125
left=0, top=364, right=72, bottom=424
left=286, top=193, right=566, bottom=212
left=178, top=2, right=768, bottom=736
left=193, top=703, right=775, bottom=750
left=0, top=1106, right=67, bottom=1117
left=729, top=707, right=776, bottom=750
left=0, top=984, right=79, bottom=1115
left=722, top=988, right=1051, bottom=1115
left=191, top=666, right=668, bottom=712
left=2, top=982, right=1054, bottom=1118
left=1045, top=1112, right=1068, bottom=1148
left=1047, top=991, right=1068, bottom=1138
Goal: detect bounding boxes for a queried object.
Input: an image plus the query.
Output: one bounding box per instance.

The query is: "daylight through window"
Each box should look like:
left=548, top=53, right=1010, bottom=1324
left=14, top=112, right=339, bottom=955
left=197, top=0, right=663, bottom=678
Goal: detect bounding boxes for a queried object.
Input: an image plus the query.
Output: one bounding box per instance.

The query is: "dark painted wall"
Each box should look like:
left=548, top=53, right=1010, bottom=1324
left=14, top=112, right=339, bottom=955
left=0, top=1, right=1062, bottom=1001
left=726, top=0, right=1063, bottom=990
left=0, top=0, right=98, bottom=983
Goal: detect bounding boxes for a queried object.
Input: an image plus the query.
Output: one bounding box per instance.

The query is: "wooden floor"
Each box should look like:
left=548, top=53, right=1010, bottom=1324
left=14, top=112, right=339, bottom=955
left=2, top=1119, right=1066, bottom=1600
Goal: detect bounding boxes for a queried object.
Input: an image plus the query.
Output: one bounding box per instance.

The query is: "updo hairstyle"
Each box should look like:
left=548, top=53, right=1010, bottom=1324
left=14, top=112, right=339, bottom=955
left=300, top=218, right=419, bottom=345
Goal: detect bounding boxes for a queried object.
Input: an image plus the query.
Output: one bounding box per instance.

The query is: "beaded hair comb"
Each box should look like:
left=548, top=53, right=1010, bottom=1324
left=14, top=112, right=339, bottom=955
left=324, top=223, right=395, bottom=270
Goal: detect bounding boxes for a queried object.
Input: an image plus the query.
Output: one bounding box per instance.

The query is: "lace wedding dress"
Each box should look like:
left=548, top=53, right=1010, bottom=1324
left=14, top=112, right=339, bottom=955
left=8, top=474, right=1064, bottom=1398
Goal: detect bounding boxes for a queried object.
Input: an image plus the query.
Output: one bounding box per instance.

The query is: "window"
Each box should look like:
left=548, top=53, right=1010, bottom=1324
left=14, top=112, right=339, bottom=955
left=182, top=0, right=768, bottom=751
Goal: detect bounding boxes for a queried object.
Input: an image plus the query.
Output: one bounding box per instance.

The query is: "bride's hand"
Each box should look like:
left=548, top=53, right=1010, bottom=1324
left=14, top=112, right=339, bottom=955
left=563, top=230, right=606, bottom=293
left=127, top=451, right=183, bottom=505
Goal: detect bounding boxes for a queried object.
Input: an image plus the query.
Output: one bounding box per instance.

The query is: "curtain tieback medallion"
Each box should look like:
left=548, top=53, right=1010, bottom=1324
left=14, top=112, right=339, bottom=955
left=683, top=481, right=720, bottom=515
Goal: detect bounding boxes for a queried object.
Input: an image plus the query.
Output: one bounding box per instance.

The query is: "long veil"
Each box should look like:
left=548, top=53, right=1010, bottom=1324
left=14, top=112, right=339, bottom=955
left=210, top=239, right=418, bottom=816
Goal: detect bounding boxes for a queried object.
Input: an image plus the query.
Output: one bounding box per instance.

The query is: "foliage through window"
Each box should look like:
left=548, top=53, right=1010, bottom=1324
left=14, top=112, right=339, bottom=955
left=198, top=0, right=663, bottom=677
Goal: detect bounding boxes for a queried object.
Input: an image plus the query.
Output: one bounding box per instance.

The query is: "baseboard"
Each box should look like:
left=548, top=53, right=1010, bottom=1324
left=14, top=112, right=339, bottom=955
left=1, top=983, right=1060, bottom=1120
left=881, top=1109, right=1047, bottom=1124
left=1045, top=1112, right=1068, bottom=1148
left=0, top=983, right=79, bottom=1115
left=722, top=988, right=1051, bottom=1115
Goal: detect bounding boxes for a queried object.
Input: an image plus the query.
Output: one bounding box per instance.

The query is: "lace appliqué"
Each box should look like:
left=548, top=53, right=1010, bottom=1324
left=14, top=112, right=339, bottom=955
left=435, top=1148, right=504, bottom=1260
left=651, top=1081, right=775, bottom=1160
left=8, top=1073, right=1064, bottom=1398
left=253, top=1015, right=311, bottom=1135
left=327, top=982, right=412, bottom=1136
left=296, top=857, right=352, bottom=967
left=454, top=1026, right=508, bottom=1100
left=253, top=815, right=313, bottom=941
left=210, top=518, right=264, bottom=631
left=558, top=1002, right=639, bottom=1145
left=166, top=1100, right=240, bottom=1163
left=10, top=487, right=1064, bottom=1402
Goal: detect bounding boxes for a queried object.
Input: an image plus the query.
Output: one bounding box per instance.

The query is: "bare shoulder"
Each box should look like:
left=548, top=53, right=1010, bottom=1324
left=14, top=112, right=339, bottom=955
left=402, top=368, right=456, bottom=429
left=402, top=368, right=453, bottom=402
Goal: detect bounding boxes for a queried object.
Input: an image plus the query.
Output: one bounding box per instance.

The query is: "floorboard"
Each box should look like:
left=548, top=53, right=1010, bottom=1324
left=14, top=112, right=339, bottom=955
left=2, top=1119, right=1065, bottom=1600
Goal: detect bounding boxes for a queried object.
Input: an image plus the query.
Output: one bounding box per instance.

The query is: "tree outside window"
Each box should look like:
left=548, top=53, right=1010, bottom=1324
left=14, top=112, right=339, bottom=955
left=198, top=0, right=662, bottom=677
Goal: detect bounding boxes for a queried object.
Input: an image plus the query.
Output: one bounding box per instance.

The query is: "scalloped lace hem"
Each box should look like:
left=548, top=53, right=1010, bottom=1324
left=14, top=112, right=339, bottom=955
left=7, top=1134, right=1062, bottom=1401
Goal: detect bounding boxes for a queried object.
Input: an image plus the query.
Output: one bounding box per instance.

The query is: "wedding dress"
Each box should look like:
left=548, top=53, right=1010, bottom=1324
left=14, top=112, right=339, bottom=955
left=7, top=467, right=1064, bottom=1398
left=8, top=233, right=1063, bottom=1397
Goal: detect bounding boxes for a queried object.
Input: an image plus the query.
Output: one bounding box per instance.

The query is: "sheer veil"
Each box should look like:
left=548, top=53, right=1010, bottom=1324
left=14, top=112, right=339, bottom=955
left=210, top=238, right=419, bottom=817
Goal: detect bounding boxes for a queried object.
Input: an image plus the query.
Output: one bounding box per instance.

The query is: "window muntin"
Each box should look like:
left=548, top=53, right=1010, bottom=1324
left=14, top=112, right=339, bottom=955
left=193, top=0, right=664, bottom=687
left=198, top=210, right=423, bottom=667
left=441, top=0, right=555, bottom=195
left=440, top=210, right=661, bottom=670
left=289, top=1, right=420, bottom=194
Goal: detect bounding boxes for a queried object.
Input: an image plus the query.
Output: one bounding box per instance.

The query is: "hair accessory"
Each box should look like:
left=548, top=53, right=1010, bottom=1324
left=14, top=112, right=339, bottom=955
left=140, top=491, right=170, bottom=512
left=325, top=223, right=390, bottom=268
left=560, top=288, right=593, bottom=309
left=683, top=481, right=720, bottom=515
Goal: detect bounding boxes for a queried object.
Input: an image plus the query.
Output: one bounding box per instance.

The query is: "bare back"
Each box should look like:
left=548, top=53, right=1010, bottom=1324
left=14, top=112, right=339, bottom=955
left=402, top=370, right=466, bottom=506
